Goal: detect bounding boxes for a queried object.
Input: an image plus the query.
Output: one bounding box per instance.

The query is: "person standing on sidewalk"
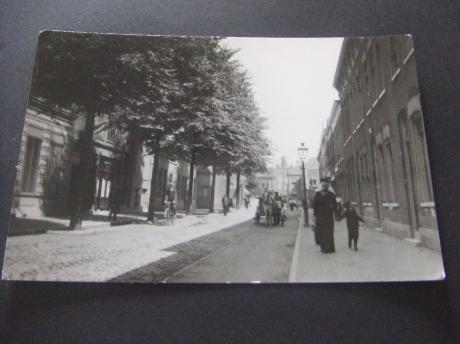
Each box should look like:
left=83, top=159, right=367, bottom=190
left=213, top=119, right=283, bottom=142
left=165, top=183, right=177, bottom=217
left=337, top=201, right=364, bottom=251
left=312, top=177, right=337, bottom=253
left=108, top=187, right=120, bottom=222
left=222, top=195, right=230, bottom=216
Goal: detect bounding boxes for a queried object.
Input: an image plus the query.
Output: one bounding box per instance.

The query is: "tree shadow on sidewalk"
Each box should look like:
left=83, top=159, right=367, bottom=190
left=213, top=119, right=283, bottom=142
left=8, top=218, right=67, bottom=236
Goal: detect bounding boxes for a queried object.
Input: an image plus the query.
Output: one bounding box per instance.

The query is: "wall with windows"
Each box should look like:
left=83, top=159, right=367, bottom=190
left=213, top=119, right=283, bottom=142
left=13, top=105, right=76, bottom=217
left=326, top=36, right=439, bottom=250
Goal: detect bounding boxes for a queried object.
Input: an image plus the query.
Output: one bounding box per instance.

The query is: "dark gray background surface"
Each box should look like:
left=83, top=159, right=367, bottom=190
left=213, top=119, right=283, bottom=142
left=1, top=1, right=459, bottom=343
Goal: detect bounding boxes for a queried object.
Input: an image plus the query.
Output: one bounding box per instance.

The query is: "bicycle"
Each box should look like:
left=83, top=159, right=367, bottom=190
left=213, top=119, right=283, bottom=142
left=164, top=201, right=176, bottom=226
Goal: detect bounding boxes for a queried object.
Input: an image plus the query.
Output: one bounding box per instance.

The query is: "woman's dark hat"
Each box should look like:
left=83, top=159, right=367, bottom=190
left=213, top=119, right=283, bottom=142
left=320, top=177, right=331, bottom=183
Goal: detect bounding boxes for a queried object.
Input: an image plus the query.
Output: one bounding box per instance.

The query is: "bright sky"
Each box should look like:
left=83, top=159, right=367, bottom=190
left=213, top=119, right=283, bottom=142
left=222, top=37, right=343, bottom=167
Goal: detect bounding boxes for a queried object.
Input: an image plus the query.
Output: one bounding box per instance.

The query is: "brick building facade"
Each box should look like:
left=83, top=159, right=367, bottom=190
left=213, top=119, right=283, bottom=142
left=319, top=36, right=440, bottom=251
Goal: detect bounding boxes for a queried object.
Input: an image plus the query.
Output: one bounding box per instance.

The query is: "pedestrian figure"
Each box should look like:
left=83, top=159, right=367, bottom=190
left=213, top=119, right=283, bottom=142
left=222, top=195, right=230, bottom=216
left=165, top=183, right=177, bottom=216
left=263, top=191, right=275, bottom=227
left=335, top=197, right=344, bottom=219
left=244, top=195, right=250, bottom=209
left=255, top=196, right=265, bottom=224
left=279, top=203, right=287, bottom=226
left=312, top=177, right=337, bottom=253
left=272, top=192, right=283, bottom=225
left=108, top=187, right=120, bottom=222
left=337, top=201, right=364, bottom=251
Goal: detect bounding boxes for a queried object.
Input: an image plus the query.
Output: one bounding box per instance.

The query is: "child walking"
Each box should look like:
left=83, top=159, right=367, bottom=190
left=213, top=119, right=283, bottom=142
left=338, top=201, right=364, bottom=251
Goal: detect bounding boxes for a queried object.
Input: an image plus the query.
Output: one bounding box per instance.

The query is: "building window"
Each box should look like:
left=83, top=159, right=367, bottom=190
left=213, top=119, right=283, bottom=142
left=21, top=136, right=42, bottom=193
left=346, top=158, right=357, bottom=203
left=49, top=134, right=65, bottom=164
left=389, top=36, right=402, bottom=77
left=410, top=113, right=433, bottom=202
left=402, top=36, right=413, bottom=60
left=107, top=128, right=114, bottom=142
left=380, top=141, right=396, bottom=202
left=344, top=98, right=351, bottom=138
left=367, top=51, right=376, bottom=102
left=363, top=71, right=371, bottom=113
left=378, top=145, right=389, bottom=202
left=50, top=141, right=64, bottom=160
left=355, top=78, right=361, bottom=125
left=374, top=43, right=385, bottom=95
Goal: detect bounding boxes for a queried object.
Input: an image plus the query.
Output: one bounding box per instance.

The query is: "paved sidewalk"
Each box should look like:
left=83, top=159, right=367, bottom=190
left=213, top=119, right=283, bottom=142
left=2, top=206, right=256, bottom=282
left=289, top=211, right=445, bottom=282
left=7, top=210, right=147, bottom=236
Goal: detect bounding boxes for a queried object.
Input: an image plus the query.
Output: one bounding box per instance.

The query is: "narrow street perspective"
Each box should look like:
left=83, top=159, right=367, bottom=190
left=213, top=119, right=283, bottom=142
left=2, top=33, right=444, bottom=283
left=3, top=206, right=442, bottom=282
left=113, top=209, right=299, bottom=283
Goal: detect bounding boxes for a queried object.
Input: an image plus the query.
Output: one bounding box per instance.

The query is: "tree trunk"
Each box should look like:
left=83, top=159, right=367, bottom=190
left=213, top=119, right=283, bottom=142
left=209, top=159, right=217, bottom=213
left=186, top=148, right=196, bottom=215
left=236, top=170, right=241, bottom=209
left=161, top=164, right=169, bottom=205
left=225, top=170, right=231, bottom=197
left=147, top=138, right=161, bottom=221
left=69, top=109, right=96, bottom=230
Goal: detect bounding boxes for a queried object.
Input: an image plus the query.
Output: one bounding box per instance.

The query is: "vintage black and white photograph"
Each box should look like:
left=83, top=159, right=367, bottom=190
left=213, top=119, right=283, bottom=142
left=1, top=32, right=444, bottom=283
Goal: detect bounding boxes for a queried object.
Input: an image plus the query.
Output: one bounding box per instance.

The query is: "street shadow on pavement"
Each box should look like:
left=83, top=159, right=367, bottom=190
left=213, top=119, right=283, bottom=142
left=8, top=218, right=67, bottom=236
left=109, top=220, right=252, bottom=283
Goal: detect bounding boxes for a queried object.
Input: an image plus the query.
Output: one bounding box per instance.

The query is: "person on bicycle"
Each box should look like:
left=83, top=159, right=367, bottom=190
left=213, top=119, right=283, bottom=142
left=165, top=183, right=176, bottom=216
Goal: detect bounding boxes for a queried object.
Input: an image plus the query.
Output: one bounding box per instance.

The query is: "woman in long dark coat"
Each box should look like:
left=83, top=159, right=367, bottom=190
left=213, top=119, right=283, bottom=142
left=313, top=178, right=337, bottom=253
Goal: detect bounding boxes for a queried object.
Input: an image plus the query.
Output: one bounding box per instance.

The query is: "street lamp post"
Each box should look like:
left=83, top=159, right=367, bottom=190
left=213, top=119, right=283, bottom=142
left=298, top=142, right=309, bottom=227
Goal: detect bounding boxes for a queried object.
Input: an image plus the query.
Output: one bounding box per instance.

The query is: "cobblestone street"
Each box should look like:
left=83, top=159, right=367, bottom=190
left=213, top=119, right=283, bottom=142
left=2, top=206, right=256, bottom=282
left=2, top=206, right=444, bottom=283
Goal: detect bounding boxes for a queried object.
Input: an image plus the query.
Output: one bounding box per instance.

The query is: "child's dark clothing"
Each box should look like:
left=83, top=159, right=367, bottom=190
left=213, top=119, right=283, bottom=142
left=339, top=207, right=364, bottom=250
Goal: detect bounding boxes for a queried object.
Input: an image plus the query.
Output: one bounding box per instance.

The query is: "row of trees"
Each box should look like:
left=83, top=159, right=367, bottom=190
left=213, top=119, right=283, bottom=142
left=32, top=32, right=270, bottom=229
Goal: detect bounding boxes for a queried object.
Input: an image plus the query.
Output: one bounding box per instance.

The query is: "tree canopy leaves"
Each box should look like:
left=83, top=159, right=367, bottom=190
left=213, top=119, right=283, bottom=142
left=31, top=31, right=271, bottom=219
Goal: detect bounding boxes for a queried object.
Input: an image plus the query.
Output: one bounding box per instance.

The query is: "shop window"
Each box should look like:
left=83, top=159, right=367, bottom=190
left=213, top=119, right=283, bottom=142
left=21, top=136, right=42, bottom=193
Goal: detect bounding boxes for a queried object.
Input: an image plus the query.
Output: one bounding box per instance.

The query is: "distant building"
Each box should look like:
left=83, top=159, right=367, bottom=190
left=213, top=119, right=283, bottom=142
left=318, top=100, right=342, bottom=188
left=304, top=157, right=319, bottom=191
left=250, top=173, right=274, bottom=195
left=319, top=36, right=439, bottom=250
left=250, top=157, right=319, bottom=200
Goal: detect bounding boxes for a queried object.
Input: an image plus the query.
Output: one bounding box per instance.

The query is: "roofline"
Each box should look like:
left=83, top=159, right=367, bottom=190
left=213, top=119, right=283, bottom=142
left=333, top=37, right=351, bottom=91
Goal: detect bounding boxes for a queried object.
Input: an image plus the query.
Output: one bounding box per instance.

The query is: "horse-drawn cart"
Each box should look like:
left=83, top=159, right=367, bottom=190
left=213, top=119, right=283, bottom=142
left=254, top=206, right=269, bottom=225
left=254, top=202, right=286, bottom=227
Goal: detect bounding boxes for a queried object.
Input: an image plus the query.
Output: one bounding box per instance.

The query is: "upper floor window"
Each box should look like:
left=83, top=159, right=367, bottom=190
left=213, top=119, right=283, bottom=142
left=389, top=36, right=402, bottom=77
left=402, top=35, right=414, bottom=60
left=374, top=43, right=385, bottom=96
